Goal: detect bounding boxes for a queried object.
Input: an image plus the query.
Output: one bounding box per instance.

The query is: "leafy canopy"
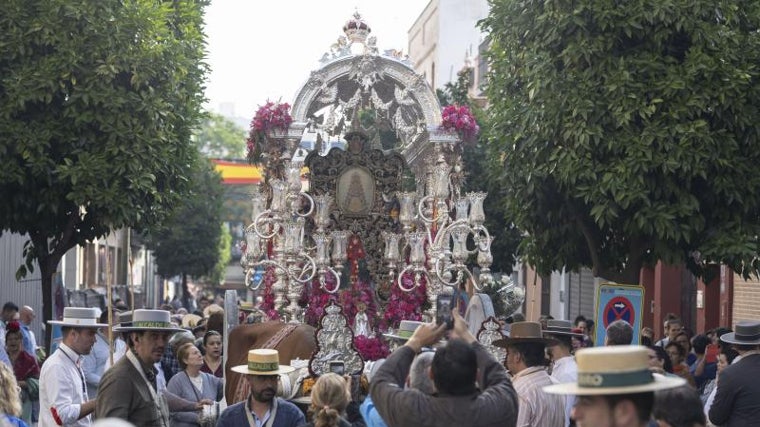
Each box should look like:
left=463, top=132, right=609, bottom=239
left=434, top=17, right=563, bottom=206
left=0, top=0, right=208, bottom=278
left=482, top=0, right=760, bottom=282
left=146, top=160, right=225, bottom=282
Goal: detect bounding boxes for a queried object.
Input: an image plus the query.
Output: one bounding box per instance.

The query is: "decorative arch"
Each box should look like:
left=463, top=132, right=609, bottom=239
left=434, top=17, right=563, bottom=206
left=290, top=53, right=444, bottom=165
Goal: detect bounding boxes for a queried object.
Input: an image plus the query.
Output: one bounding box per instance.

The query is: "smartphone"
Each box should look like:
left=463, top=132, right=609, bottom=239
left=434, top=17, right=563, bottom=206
left=436, top=294, right=454, bottom=330
left=328, top=361, right=345, bottom=375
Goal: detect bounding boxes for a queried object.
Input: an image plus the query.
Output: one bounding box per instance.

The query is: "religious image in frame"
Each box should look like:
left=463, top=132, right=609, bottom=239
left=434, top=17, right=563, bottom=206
left=336, top=166, right=375, bottom=217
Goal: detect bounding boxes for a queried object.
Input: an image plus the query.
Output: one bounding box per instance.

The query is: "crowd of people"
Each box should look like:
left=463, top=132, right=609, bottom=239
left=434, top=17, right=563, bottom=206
left=1, top=295, right=759, bottom=427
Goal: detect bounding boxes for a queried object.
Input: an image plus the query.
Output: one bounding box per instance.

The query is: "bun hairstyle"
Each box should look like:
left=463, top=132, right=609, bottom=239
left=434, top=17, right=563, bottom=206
left=5, top=320, right=21, bottom=336
left=310, top=373, right=349, bottom=427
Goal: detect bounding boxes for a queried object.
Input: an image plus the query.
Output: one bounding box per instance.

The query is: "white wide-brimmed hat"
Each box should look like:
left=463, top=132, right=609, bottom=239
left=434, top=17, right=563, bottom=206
left=113, top=309, right=181, bottom=333
left=48, top=307, right=108, bottom=328
left=719, top=320, right=760, bottom=345
left=231, top=349, right=295, bottom=376
left=383, top=320, right=424, bottom=341
left=543, top=345, right=686, bottom=395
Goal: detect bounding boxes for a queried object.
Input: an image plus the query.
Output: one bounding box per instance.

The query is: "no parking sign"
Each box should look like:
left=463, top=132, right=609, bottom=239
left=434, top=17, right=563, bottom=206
left=593, top=284, right=644, bottom=347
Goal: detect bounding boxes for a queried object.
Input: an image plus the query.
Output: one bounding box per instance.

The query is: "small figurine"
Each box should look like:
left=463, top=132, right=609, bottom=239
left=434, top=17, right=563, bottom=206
left=354, top=302, right=371, bottom=337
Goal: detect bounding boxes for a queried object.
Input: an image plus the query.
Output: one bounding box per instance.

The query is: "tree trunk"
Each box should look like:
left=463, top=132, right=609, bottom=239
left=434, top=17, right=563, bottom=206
left=181, top=273, right=190, bottom=311
left=35, top=247, right=65, bottom=355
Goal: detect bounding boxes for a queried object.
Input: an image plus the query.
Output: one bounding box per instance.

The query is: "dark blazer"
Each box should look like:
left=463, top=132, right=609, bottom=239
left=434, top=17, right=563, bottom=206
left=216, top=397, right=304, bottom=427
left=709, top=353, right=760, bottom=426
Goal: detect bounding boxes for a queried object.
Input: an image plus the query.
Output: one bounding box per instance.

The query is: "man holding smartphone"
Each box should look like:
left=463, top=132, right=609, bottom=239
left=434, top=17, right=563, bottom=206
left=369, top=311, right=518, bottom=427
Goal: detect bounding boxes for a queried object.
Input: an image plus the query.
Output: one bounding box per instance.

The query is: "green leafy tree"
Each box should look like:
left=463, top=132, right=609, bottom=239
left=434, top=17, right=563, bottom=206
left=437, top=69, right=521, bottom=273
left=0, top=0, right=208, bottom=345
left=482, top=0, right=760, bottom=283
left=210, top=223, right=232, bottom=285
left=147, top=160, right=224, bottom=310
left=195, top=113, right=246, bottom=159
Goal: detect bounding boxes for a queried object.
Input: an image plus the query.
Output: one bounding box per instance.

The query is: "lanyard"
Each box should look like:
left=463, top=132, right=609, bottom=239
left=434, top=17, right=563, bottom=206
left=59, top=345, right=88, bottom=399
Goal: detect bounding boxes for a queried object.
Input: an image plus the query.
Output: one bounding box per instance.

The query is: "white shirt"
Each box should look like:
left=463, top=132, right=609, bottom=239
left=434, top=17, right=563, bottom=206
left=513, top=366, right=566, bottom=427
left=551, top=356, right=577, bottom=427
left=39, top=343, right=92, bottom=427
left=103, top=337, right=127, bottom=372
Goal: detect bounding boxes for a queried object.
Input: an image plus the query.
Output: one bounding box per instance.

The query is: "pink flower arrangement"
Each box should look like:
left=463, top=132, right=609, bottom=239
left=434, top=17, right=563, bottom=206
left=381, top=273, right=429, bottom=330
left=354, top=335, right=389, bottom=361
left=246, top=101, right=293, bottom=163
left=440, top=104, right=479, bottom=144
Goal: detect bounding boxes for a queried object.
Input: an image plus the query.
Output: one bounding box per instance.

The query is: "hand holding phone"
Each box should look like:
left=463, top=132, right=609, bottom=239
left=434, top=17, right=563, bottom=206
left=436, top=294, right=454, bottom=330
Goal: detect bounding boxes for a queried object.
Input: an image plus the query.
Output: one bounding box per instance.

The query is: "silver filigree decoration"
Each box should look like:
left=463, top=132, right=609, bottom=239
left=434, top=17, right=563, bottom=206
left=309, top=302, right=365, bottom=376
left=477, top=317, right=507, bottom=363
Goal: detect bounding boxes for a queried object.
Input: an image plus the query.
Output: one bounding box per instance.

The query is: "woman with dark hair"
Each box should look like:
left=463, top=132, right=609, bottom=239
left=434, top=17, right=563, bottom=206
left=666, top=341, right=696, bottom=387
left=297, top=373, right=365, bottom=427
left=200, top=331, right=222, bottom=378
left=648, top=345, right=675, bottom=375
left=702, top=346, right=738, bottom=422
left=166, top=342, right=223, bottom=426
left=5, top=321, right=39, bottom=424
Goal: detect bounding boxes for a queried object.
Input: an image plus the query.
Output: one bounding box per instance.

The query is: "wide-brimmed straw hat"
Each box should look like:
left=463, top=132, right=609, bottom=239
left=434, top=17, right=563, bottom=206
left=383, top=320, right=424, bottom=341
left=113, top=309, right=182, bottom=333
left=181, top=313, right=203, bottom=329
left=544, top=319, right=584, bottom=338
left=48, top=307, right=108, bottom=328
left=493, top=321, right=558, bottom=347
left=231, top=349, right=295, bottom=376
left=720, top=320, right=760, bottom=345
left=543, top=345, right=686, bottom=395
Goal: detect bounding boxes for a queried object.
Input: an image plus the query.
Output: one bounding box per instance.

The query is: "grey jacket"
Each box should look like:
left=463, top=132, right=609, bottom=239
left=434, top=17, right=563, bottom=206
left=369, top=342, right=518, bottom=427
left=166, top=371, right=224, bottom=427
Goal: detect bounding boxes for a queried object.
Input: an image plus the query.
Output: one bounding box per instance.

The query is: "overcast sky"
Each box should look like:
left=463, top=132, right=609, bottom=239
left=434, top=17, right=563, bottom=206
left=203, top=0, right=430, bottom=120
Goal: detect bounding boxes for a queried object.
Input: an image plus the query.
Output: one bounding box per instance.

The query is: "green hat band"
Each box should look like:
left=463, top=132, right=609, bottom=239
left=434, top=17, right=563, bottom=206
left=132, top=321, right=172, bottom=328
left=395, top=330, right=414, bottom=338
left=248, top=361, right=280, bottom=372
left=578, top=369, right=654, bottom=388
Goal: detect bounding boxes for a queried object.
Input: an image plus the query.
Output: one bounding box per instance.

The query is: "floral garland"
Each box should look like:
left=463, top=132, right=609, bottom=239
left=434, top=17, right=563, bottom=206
left=246, top=101, right=293, bottom=164
left=381, top=272, right=429, bottom=330
left=440, top=104, right=479, bottom=144
left=353, top=335, right=389, bottom=361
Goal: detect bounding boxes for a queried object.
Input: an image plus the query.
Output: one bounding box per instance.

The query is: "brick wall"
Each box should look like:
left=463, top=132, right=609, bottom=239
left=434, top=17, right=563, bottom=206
left=732, top=274, right=760, bottom=326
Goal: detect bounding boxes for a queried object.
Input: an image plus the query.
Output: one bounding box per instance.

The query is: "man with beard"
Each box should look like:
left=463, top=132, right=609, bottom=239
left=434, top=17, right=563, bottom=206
left=217, top=348, right=305, bottom=426
left=96, top=309, right=182, bottom=426
left=39, top=307, right=106, bottom=427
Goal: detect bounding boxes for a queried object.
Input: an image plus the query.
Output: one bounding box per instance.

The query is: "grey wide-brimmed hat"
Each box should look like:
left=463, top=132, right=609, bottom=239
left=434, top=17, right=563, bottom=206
left=493, top=321, right=559, bottom=347
left=544, top=319, right=584, bottom=338
left=113, top=309, right=181, bottom=333
left=544, top=345, right=686, bottom=395
left=720, top=320, right=760, bottom=345
left=383, top=320, right=424, bottom=341
left=48, top=307, right=108, bottom=328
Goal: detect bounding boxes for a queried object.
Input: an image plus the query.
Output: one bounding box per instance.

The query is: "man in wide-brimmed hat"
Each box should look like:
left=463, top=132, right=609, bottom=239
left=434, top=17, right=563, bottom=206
left=216, top=348, right=305, bottom=427
left=708, top=320, right=760, bottom=426
left=96, top=309, right=181, bottom=426
left=544, top=319, right=584, bottom=427
left=39, top=307, right=107, bottom=427
left=544, top=345, right=685, bottom=427
left=493, top=321, right=565, bottom=427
